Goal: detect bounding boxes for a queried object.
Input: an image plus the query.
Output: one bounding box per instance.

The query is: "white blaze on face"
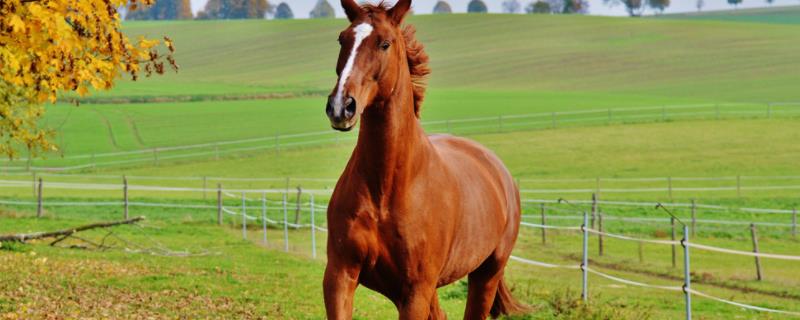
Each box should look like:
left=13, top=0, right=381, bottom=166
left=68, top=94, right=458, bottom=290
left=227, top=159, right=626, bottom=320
left=333, top=23, right=374, bottom=113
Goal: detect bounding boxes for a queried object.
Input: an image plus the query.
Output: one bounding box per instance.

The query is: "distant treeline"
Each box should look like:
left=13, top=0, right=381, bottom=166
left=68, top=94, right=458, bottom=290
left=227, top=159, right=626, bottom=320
left=126, top=0, right=711, bottom=20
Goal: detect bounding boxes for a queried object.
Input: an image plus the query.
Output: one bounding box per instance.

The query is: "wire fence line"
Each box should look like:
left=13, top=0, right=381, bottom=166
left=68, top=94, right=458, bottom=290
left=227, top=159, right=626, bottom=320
left=514, top=212, right=800, bottom=319
left=3, top=101, right=799, bottom=172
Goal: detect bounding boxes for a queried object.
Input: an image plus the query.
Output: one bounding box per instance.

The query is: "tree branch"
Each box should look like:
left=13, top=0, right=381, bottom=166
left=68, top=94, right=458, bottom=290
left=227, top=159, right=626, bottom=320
left=0, top=216, right=144, bottom=243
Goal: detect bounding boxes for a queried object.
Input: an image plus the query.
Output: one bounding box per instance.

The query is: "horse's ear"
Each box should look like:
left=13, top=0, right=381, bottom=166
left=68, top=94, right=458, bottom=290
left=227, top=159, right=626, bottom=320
left=341, top=0, right=363, bottom=22
left=388, top=0, right=412, bottom=25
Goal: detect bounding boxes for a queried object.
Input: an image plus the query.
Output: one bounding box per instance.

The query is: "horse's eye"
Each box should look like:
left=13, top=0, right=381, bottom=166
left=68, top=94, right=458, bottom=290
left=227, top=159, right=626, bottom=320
left=380, top=40, right=391, bottom=51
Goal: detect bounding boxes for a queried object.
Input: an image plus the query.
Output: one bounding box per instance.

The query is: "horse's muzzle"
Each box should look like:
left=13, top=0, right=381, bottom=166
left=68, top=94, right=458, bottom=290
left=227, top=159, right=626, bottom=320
left=326, top=95, right=357, bottom=131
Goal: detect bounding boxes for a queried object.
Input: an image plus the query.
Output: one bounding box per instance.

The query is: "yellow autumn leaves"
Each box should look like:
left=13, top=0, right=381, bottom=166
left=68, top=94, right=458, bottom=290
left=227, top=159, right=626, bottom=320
left=0, top=0, right=175, bottom=159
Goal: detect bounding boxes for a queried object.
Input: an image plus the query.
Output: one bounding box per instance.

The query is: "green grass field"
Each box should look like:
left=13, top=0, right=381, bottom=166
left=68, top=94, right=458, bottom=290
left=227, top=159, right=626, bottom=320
left=2, top=11, right=800, bottom=319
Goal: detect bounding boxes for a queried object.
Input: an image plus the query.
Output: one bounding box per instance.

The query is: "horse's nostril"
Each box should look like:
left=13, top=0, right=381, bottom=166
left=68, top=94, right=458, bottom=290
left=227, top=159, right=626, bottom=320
left=345, top=97, right=357, bottom=117
left=326, top=102, right=334, bottom=116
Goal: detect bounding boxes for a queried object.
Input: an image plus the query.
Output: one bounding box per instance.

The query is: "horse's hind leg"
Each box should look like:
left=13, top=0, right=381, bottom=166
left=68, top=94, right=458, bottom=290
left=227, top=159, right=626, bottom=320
left=462, top=254, right=506, bottom=320
left=428, top=293, right=447, bottom=320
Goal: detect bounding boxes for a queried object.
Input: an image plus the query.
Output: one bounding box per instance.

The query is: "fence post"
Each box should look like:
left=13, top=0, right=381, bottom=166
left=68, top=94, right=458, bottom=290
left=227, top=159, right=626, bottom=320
left=671, top=217, right=677, bottom=268
left=793, top=208, right=797, bottom=240
left=581, top=211, right=589, bottom=302
left=294, top=186, right=302, bottom=228
left=750, top=223, right=762, bottom=281
left=311, top=193, right=317, bottom=259
left=262, top=192, right=268, bottom=246
left=736, top=175, right=741, bottom=197
left=682, top=225, right=692, bottom=320
left=283, top=192, right=289, bottom=252
left=591, top=193, right=597, bottom=229
left=241, top=192, right=247, bottom=240
left=638, top=241, right=644, bottom=263
left=668, top=176, right=673, bottom=200
left=153, top=147, right=159, bottom=166
left=217, top=184, right=222, bottom=226
left=203, top=176, right=208, bottom=201
left=498, top=115, right=503, bottom=133
left=123, top=175, right=129, bottom=220
left=36, top=177, right=43, bottom=218
left=540, top=203, right=547, bottom=245
left=598, top=213, right=604, bottom=257
left=691, top=199, right=697, bottom=237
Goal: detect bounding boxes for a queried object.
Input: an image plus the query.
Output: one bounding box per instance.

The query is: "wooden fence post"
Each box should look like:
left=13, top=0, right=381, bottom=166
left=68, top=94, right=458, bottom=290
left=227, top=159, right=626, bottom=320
left=750, top=223, right=762, bottom=281
left=691, top=199, right=697, bottom=237
left=638, top=241, right=644, bottom=263
left=36, top=177, right=43, bottom=218
left=598, top=213, right=604, bottom=256
left=294, top=186, right=302, bottom=228
left=217, top=183, right=222, bottom=226
left=123, top=175, right=128, bottom=220
left=540, top=203, right=547, bottom=245
left=671, top=217, right=677, bottom=268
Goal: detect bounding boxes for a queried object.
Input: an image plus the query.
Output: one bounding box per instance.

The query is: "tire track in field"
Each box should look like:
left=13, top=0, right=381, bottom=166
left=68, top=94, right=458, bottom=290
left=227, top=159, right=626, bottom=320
left=123, top=111, right=147, bottom=148
left=90, top=107, right=120, bottom=151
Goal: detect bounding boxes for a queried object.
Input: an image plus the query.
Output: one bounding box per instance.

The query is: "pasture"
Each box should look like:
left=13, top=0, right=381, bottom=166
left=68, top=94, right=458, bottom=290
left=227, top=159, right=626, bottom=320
left=2, top=11, right=800, bottom=319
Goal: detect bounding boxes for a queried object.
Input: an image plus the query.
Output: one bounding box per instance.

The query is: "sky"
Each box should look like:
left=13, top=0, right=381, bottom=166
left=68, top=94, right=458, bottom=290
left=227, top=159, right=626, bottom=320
left=189, top=0, right=800, bottom=18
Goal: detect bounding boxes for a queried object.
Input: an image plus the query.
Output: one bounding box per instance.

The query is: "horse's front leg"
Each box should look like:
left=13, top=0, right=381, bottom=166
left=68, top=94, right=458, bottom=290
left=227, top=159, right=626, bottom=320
left=323, top=261, right=361, bottom=320
left=398, top=283, right=438, bottom=320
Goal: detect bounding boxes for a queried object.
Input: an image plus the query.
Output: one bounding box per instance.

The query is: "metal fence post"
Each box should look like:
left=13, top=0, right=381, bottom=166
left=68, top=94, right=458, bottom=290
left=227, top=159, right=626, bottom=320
left=262, top=192, right=268, bottom=246
left=241, top=192, right=247, bottom=240
left=540, top=203, right=547, bottom=245
left=217, top=184, right=222, bottom=226
left=283, top=192, right=289, bottom=252
left=311, top=194, right=317, bottom=259
left=581, top=211, right=589, bottom=302
left=750, top=223, right=762, bottom=281
left=671, top=217, right=677, bottom=268
left=691, top=199, right=697, bottom=237
left=682, top=225, right=692, bottom=320
left=36, top=177, right=43, bottom=218
left=123, top=175, right=129, bottom=220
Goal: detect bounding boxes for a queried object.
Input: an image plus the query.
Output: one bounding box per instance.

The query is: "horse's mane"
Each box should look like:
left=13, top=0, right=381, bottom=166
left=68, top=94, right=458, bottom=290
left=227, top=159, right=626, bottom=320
left=363, top=3, right=431, bottom=118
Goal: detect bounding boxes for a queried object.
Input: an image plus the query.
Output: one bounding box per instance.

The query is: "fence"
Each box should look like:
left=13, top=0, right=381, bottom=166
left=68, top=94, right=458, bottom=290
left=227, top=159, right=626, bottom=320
left=3, top=178, right=800, bottom=318
left=3, top=102, right=799, bottom=171
left=514, top=211, right=800, bottom=319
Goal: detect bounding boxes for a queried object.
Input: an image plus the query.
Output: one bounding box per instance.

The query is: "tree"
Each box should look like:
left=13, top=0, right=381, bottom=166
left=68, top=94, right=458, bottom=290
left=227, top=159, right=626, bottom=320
left=728, top=0, right=742, bottom=8
left=195, top=0, right=272, bottom=19
left=274, top=2, right=293, bottom=19
left=433, top=1, right=452, bottom=13
left=310, top=0, right=335, bottom=18
left=502, top=0, right=521, bottom=13
left=603, top=0, right=645, bottom=16
left=562, top=0, right=588, bottom=13
left=766, top=0, right=774, bottom=5
left=696, top=0, right=704, bottom=11
left=526, top=1, right=551, bottom=13
left=0, top=0, right=176, bottom=158
left=467, top=0, right=488, bottom=13
left=649, top=0, right=670, bottom=14
left=126, top=0, right=193, bottom=20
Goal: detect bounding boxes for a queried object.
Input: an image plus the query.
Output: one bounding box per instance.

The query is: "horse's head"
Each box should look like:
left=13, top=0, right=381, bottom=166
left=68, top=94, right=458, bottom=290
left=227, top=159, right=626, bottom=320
left=326, top=0, right=413, bottom=131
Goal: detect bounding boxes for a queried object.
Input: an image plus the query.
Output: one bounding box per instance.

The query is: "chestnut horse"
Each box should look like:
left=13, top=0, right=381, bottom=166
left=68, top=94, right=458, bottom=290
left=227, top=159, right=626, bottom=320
left=323, top=1, right=526, bottom=319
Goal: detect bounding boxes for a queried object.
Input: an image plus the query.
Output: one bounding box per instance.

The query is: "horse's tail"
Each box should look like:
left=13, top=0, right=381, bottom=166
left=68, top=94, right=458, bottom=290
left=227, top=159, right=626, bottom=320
left=489, top=277, right=529, bottom=318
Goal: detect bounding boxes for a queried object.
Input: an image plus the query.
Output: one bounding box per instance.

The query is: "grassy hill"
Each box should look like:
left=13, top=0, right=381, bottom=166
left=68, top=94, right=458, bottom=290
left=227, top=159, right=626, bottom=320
left=659, top=5, right=800, bottom=25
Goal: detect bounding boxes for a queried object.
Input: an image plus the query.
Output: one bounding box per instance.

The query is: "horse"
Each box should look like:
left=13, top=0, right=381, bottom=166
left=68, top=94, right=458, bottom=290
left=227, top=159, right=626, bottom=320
left=323, top=1, right=526, bottom=319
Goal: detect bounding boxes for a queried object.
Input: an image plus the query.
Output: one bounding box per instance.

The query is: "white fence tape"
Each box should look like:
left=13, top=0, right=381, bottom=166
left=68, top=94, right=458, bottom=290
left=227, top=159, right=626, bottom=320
left=688, top=289, right=800, bottom=317
left=509, top=255, right=580, bottom=269
left=520, top=222, right=582, bottom=231
left=585, top=268, right=682, bottom=292
left=585, top=229, right=679, bottom=246
left=687, top=242, right=800, bottom=261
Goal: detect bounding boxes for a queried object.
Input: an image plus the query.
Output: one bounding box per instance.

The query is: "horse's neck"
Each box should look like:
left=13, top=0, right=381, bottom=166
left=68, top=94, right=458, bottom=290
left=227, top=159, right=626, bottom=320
left=353, top=80, right=430, bottom=203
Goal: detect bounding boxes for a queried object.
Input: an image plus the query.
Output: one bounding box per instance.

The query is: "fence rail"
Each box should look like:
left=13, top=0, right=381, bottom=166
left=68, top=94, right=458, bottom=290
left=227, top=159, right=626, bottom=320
left=4, top=102, right=799, bottom=171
